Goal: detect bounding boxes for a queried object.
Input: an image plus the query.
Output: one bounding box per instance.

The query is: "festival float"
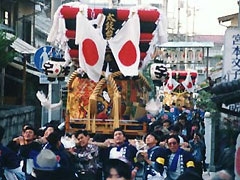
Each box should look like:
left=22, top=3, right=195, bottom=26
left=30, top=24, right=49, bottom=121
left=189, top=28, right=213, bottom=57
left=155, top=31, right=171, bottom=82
left=163, top=70, right=198, bottom=108
left=45, top=2, right=198, bottom=136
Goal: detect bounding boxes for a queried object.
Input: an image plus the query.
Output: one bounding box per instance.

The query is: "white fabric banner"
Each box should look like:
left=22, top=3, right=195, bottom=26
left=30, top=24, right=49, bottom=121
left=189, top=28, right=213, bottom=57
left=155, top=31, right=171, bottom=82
left=164, top=71, right=179, bottom=93
left=75, top=12, right=107, bottom=82
left=108, top=13, right=140, bottom=76
left=181, top=71, right=194, bottom=93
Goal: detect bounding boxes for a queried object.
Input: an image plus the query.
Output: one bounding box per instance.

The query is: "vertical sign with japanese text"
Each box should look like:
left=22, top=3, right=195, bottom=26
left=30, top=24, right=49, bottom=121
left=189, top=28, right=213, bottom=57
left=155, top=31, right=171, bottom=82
left=223, top=27, right=240, bottom=81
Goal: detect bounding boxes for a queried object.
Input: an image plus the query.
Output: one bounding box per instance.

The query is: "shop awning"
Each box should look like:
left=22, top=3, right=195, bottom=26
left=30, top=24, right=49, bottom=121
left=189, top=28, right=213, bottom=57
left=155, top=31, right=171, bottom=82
left=6, top=33, right=37, bottom=54
left=211, top=79, right=240, bottom=116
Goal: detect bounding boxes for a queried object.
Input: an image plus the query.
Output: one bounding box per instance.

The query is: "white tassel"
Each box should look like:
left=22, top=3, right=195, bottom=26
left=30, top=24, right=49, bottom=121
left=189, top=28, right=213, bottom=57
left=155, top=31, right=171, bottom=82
left=47, top=6, right=62, bottom=43
left=36, top=91, right=62, bottom=110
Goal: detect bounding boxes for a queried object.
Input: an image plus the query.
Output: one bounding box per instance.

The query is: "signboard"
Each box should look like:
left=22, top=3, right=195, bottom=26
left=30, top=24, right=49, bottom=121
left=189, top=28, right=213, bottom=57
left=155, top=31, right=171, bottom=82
left=39, top=74, right=57, bottom=84
left=222, top=103, right=240, bottom=113
left=220, top=103, right=240, bottom=116
left=34, top=46, right=54, bottom=72
left=223, top=27, right=240, bottom=81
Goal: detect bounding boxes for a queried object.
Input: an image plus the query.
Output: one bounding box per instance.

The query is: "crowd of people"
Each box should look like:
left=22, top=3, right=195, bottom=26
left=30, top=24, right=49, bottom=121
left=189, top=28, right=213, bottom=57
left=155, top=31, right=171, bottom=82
left=0, top=107, right=234, bottom=180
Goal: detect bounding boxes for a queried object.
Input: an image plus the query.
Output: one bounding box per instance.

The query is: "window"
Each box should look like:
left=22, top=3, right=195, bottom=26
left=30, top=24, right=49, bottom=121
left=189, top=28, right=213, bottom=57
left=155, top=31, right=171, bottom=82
left=3, top=10, right=9, bottom=25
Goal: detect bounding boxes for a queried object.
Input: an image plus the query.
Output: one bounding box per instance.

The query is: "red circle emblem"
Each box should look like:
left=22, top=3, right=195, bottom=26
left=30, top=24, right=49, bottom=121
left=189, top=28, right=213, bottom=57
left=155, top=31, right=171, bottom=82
left=82, top=39, right=99, bottom=66
left=187, top=82, right=193, bottom=88
left=168, top=84, right=174, bottom=90
left=118, top=40, right=137, bottom=66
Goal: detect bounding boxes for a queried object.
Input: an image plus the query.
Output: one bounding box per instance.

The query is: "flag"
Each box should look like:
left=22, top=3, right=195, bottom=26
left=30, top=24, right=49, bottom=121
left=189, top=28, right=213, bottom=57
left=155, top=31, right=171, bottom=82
left=182, top=71, right=194, bottom=93
left=164, top=71, right=179, bottom=93
left=75, top=12, right=107, bottom=82
left=108, top=13, right=140, bottom=76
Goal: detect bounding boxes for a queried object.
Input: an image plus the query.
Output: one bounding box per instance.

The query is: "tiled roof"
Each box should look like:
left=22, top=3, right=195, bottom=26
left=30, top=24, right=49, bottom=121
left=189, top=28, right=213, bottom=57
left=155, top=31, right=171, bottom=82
left=6, top=33, right=37, bottom=54
left=218, top=13, right=238, bottom=23
left=194, top=35, right=224, bottom=44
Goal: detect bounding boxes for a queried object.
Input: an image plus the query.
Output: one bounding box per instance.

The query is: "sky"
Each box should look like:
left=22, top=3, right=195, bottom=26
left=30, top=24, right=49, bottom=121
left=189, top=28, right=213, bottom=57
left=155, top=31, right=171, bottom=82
left=194, top=0, right=239, bottom=35
left=165, top=0, right=239, bottom=35
left=84, top=0, right=239, bottom=35
left=133, top=0, right=239, bottom=35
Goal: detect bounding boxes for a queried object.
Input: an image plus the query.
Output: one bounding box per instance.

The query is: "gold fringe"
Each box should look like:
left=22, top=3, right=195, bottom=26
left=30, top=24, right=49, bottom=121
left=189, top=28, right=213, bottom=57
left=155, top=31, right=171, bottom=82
left=67, top=70, right=79, bottom=88
left=108, top=74, right=121, bottom=128
left=113, top=91, right=121, bottom=128
left=88, top=78, right=106, bottom=131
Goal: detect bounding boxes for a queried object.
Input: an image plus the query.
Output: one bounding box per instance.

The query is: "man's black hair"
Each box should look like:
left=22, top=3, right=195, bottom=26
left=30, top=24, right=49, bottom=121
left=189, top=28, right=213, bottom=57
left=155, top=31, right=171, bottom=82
left=75, top=129, right=89, bottom=138
left=22, top=123, right=33, bottom=131
left=178, top=114, right=187, bottom=121
left=104, top=159, right=131, bottom=180
left=113, top=127, right=126, bottom=137
left=46, top=131, right=61, bottom=146
left=167, top=134, right=180, bottom=144
left=144, top=132, right=161, bottom=145
left=24, top=126, right=37, bottom=135
left=170, top=125, right=181, bottom=133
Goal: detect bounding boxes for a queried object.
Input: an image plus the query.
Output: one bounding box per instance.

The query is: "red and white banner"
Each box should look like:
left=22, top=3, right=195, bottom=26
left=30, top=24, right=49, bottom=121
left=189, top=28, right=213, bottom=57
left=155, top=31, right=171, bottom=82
left=164, top=71, right=179, bottom=93
left=108, top=13, right=140, bottom=76
left=181, top=71, right=194, bottom=93
left=75, top=12, right=107, bottom=82
left=47, top=3, right=169, bottom=81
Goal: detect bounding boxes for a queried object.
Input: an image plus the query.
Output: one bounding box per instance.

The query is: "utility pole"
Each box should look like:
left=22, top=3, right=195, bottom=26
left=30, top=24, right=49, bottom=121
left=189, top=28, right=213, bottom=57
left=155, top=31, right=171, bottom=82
left=32, top=0, right=36, bottom=47
left=177, top=0, right=181, bottom=37
left=185, top=0, right=188, bottom=42
left=51, top=0, right=61, bottom=20
left=22, top=55, right=27, bottom=105
left=47, top=0, right=61, bottom=123
left=192, top=5, right=196, bottom=41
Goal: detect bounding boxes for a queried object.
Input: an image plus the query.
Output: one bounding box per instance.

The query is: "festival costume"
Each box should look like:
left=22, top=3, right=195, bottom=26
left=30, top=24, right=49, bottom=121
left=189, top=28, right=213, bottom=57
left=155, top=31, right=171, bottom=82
left=0, top=143, right=25, bottom=180
left=165, top=148, right=195, bottom=180
left=19, top=141, right=42, bottom=179
left=105, top=141, right=138, bottom=170
left=73, top=143, right=100, bottom=180
left=144, top=145, right=166, bottom=180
